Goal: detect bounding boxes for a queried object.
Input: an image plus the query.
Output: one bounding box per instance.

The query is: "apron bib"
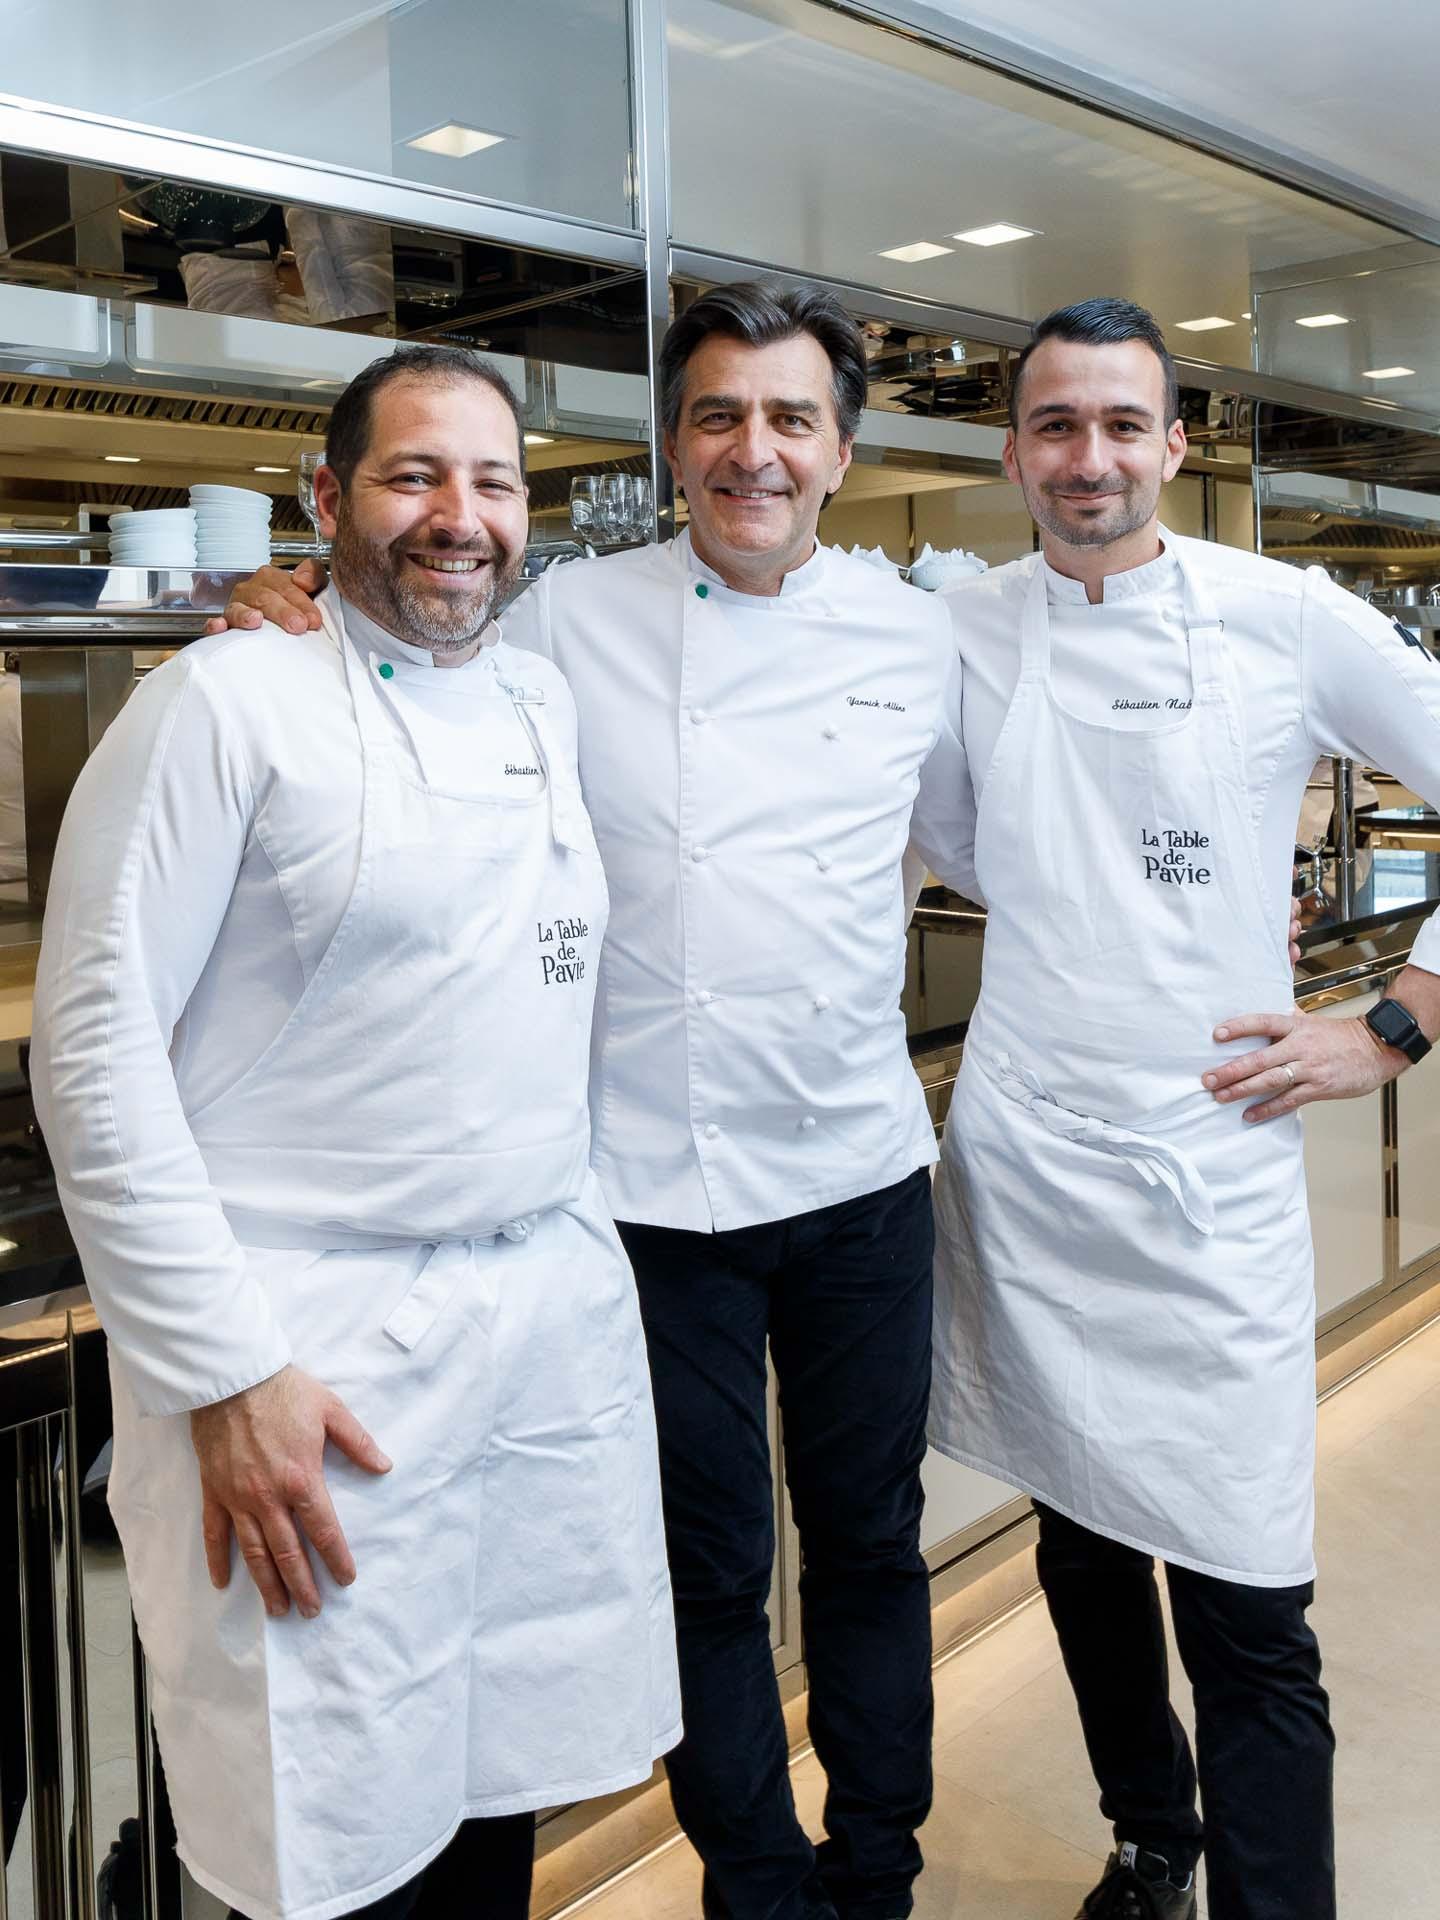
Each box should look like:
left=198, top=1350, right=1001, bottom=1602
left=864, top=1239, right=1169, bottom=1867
left=190, top=592, right=606, bottom=1245
left=111, top=597, right=680, bottom=1920
left=930, top=550, right=1317, bottom=1586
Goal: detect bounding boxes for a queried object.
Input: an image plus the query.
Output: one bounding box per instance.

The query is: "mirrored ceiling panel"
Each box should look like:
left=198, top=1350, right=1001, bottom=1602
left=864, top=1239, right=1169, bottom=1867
left=668, top=0, right=1421, bottom=362
left=0, top=0, right=636, bottom=230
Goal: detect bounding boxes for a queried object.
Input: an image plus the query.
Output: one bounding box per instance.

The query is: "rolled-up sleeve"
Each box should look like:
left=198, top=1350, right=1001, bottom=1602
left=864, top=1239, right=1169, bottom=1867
left=31, top=656, right=292, bottom=1414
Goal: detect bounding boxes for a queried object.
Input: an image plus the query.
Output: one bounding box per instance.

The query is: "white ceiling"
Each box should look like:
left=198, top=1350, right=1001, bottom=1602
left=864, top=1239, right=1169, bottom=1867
left=918, top=0, right=1440, bottom=229
left=669, top=2, right=1400, bottom=344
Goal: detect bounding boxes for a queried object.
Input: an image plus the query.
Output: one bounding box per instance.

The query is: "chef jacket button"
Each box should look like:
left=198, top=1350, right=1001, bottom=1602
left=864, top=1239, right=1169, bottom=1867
left=696, top=989, right=715, bottom=1006
left=377, top=662, right=395, bottom=681
left=691, top=707, right=709, bottom=725
left=692, top=844, right=711, bottom=863
left=822, top=724, right=839, bottom=740
left=814, top=994, right=831, bottom=1011
left=695, top=583, right=709, bottom=599
left=800, top=1115, right=817, bottom=1131
left=704, top=1122, right=720, bottom=1140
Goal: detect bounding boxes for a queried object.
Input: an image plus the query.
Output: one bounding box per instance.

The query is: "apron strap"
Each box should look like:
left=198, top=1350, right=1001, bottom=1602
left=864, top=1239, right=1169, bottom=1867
left=504, top=685, right=591, bottom=853
left=222, top=1207, right=540, bottom=1352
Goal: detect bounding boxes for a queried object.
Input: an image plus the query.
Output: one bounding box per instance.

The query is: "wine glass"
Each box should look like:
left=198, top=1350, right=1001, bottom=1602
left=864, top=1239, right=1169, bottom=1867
left=298, top=451, right=326, bottom=552
left=570, top=475, right=599, bottom=537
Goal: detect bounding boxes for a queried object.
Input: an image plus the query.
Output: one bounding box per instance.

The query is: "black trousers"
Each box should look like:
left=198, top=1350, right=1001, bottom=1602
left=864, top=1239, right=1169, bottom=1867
left=226, top=1813, right=535, bottom=1920
left=1034, top=1503, right=1336, bottom=1920
left=618, top=1167, right=935, bottom=1920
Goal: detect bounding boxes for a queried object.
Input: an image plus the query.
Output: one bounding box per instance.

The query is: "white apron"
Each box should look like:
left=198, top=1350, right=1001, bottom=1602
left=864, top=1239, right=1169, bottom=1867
left=108, top=598, right=680, bottom=1920
left=930, top=552, right=1317, bottom=1587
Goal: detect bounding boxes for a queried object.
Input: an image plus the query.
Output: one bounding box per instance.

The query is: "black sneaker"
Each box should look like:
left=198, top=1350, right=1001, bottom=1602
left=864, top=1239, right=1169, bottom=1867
left=1076, top=1843, right=1197, bottom=1919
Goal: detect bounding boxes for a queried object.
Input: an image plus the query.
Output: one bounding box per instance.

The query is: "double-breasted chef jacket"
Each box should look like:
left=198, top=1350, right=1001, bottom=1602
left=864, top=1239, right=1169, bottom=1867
left=913, top=534, right=1440, bottom=1588
left=502, top=528, right=960, bottom=1232
left=32, top=590, right=680, bottom=1920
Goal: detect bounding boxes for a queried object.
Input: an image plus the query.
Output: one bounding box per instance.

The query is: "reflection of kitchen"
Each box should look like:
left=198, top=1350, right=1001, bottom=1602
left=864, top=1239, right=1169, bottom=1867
left=6, top=141, right=1440, bottom=1920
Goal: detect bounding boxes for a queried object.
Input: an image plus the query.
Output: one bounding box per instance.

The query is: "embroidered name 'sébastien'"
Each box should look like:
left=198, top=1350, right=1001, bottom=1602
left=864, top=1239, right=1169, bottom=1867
left=505, top=762, right=541, bottom=776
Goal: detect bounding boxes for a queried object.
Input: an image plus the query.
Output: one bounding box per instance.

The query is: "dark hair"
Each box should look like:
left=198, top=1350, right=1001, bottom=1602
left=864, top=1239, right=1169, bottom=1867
left=324, top=344, right=526, bottom=491
left=1010, top=298, right=1180, bottom=431
left=659, top=279, right=868, bottom=445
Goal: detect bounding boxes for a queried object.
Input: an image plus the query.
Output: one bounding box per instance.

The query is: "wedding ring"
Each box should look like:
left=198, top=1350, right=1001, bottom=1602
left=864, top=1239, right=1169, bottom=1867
left=1283, top=1063, right=1297, bottom=1090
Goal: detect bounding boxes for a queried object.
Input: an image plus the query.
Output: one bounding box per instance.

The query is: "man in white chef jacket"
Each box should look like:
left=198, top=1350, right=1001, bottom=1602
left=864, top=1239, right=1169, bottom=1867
left=32, top=346, right=680, bottom=1920
left=915, top=298, right=1440, bottom=1920
left=214, top=282, right=962, bottom=1920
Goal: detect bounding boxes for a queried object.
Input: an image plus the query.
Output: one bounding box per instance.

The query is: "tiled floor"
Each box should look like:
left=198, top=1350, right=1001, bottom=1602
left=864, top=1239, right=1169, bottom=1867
left=563, top=1314, right=1440, bottom=1919
left=7, top=1319, right=1434, bottom=1920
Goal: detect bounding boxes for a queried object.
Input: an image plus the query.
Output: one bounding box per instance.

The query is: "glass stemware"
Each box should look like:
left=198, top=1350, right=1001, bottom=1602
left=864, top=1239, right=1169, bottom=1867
left=298, top=450, right=326, bottom=552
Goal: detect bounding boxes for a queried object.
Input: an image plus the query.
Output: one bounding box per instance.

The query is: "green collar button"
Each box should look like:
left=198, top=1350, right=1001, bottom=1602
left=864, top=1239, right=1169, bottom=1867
left=378, top=662, right=395, bottom=680
left=695, top=583, right=709, bottom=599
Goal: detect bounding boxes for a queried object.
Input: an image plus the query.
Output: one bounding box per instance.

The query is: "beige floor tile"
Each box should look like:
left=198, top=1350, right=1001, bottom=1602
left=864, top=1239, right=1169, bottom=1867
left=1317, top=1320, right=1440, bottom=1464
left=562, top=1315, right=1440, bottom=1919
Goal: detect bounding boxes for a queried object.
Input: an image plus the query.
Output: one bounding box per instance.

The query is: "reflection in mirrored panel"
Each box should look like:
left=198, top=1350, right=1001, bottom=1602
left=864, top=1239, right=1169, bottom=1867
left=1254, top=245, right=1440, bottom=420
left=0, top=154, right=654, bottom=575
left=668, top=0, right=1415, bottom=356
left=1, top=0, right=636, bottom=231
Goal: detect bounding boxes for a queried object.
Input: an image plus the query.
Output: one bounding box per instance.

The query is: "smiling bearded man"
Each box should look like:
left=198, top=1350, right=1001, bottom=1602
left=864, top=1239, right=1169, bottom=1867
left=33, top=344, right=680, bottom=1920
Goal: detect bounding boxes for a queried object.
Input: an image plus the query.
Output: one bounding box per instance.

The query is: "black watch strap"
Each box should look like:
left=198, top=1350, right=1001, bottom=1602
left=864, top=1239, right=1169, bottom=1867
left=1365, top=995, right=1432, bottom=1064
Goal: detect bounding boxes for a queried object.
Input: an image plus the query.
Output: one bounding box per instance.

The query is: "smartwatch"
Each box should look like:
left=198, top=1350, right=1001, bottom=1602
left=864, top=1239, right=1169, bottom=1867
left=1364, top=995, right=1433, bottom=1064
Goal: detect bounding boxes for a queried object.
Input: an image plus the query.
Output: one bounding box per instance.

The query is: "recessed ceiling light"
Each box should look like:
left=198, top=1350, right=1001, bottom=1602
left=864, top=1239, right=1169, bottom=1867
left=523, top=433, right=553, bottom=446
left=1175, top=316, right=1234, bottom=332
left=1362, top=366, right=1414, bottom=380
left=1295, top=313, right=1348, bottom=328
left=104, top=454, right=141, bottom=463
left=254, top=465, right=290, bottom=473
left=952, top=223, right=1037, bottom=247
left=878, top=241, right=954, bottom=264
left=406, top=123, right=506, bottom=159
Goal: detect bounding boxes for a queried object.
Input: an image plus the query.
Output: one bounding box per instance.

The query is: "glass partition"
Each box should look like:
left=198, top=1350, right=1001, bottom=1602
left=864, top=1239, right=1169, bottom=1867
left=0, top=154, right=652, bottom=558
left=668, top=0, right=1411, bottom=359
left=1254, top=246, right=1440, bottom=421
left=0, top=0, right=636, bottom=230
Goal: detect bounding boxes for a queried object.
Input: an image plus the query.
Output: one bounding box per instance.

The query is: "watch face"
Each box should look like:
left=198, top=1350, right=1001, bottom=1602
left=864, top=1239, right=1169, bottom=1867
left=1372, top=1000, right=1416, bottom=1046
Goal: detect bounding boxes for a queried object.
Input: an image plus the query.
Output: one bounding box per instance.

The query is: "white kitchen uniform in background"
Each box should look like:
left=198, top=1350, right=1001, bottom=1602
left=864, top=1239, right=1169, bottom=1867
left=922, top=535, right=1440, bottom=1585
left=505, top=530, right=956, bottom=1230
left=33, top=590, right=679, bottom=1920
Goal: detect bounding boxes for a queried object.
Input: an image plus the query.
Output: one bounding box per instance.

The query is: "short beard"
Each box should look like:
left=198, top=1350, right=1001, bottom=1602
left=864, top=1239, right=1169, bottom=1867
left=329, top=506, right=520, bottom=653
left=1019, top=469, right=1160, bottom=552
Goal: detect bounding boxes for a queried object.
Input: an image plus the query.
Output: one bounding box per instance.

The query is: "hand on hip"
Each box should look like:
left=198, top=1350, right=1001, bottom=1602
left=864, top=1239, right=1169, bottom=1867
left=1202, top=1009, right=1402, bottom=1124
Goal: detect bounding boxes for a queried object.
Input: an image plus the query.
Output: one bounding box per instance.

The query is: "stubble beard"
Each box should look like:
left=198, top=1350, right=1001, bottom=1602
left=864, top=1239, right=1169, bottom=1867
left=330, top=505, right=522, bottom=654
left=1020, top=468, right=1162, bottom=552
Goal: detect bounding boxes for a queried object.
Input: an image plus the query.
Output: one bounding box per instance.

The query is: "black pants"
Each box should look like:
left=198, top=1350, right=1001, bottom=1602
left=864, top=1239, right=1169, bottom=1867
left=1034, top=1503, right=1335, bottom=1920
left=226, top=1813, right=535, bottom=1920
left=619, top=1167, right=935, bottom=1920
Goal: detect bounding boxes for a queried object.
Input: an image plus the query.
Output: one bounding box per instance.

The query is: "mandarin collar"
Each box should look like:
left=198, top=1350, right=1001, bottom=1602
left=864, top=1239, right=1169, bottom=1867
left=1042, top=531, right=1181, bottom=608
left=329, top=587, right=501, bottom=680
left=673, top=526, right=832, bottom=605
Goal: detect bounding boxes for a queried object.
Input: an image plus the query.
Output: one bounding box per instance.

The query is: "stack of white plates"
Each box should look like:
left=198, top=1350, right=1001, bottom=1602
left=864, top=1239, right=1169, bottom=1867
left=108, top=508, right=197, bottom=568
left=190, top=485, right=273, bottom=569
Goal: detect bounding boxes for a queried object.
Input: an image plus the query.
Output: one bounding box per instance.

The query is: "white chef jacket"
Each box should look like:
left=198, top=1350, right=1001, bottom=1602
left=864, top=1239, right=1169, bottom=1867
left=32, top=596, right=569, bottom=1414
left=917, top=536, right=1440, bottom=977
left=504, top=529, right=955, bottom=1231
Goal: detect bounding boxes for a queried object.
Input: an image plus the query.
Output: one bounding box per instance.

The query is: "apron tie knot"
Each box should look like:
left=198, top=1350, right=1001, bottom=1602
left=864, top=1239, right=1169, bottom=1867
left=383, top=1215, right=540, bottom=1351
left=989, top=1052, right=1215, bottom=1237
